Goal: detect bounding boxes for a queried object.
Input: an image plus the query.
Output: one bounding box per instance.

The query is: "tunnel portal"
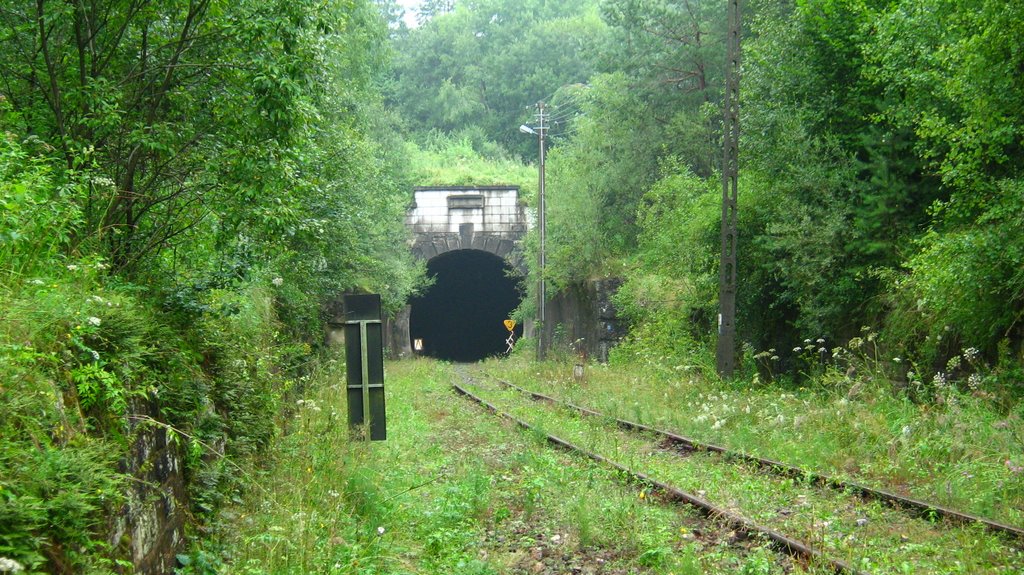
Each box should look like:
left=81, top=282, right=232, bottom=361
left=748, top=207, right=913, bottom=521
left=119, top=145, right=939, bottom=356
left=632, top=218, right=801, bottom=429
left=409, top=249, right=523, bottom=362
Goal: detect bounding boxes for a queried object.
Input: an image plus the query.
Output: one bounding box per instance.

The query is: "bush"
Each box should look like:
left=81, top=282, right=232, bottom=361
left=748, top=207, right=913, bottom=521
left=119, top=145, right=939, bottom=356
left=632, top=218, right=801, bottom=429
left=887, top=178, right=1024, bottom=367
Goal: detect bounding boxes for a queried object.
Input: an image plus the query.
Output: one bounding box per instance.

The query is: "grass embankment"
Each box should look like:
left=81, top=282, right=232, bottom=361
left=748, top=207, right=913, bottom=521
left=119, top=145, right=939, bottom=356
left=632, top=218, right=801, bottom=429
left=0, top=265, right=312, bottom=573
left=196, top=359, right=825, bottom=574
left=481, top=355, right=1024, bottom=529
left=461, top=373, right=1023, bottom=574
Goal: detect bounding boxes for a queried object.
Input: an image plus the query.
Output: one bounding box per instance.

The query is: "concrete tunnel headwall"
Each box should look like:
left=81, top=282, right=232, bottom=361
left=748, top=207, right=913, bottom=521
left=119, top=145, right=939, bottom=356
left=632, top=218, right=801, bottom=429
left=381, top=186, right=530, bottom=361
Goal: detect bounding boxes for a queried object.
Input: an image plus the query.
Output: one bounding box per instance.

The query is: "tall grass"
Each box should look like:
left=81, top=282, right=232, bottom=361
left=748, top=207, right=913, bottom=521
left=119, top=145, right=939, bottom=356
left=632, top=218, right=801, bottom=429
left=193, top=360, right=803, bottom=574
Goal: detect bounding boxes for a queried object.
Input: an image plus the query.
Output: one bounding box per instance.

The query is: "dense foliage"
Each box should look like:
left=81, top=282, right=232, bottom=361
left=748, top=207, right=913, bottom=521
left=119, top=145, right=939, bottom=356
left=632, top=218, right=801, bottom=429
left=544, top=0, right=1023, bottom=389
left=387, top=0, right=1024, bottom=391
left=1, top=0, right=420, bottom=571
left=4, top=0, right=1024, bottom=569
left=387, top=0, right=610, bottom=157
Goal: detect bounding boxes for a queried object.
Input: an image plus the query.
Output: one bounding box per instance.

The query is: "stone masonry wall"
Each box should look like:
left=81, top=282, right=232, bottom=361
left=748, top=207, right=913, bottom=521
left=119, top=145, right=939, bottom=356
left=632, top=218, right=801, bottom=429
left=543, top=278, right=626, bottom=363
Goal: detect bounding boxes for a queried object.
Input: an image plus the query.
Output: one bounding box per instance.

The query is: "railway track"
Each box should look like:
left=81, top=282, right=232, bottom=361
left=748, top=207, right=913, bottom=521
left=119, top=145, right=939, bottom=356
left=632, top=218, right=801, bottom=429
left=481, top=372, right=1024, bottom=543
left=452, top=367, right=1024, bottom=574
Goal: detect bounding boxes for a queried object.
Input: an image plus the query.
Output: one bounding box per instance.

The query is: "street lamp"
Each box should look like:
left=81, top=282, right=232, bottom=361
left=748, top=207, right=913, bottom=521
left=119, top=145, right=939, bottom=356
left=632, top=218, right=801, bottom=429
left=520, top=103, right=547, bottom=361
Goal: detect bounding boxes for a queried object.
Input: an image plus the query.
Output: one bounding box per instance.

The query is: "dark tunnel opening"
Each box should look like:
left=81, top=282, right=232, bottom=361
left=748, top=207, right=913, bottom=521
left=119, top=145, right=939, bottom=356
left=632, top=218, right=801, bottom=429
left=409, top=250, right=523, bottom=362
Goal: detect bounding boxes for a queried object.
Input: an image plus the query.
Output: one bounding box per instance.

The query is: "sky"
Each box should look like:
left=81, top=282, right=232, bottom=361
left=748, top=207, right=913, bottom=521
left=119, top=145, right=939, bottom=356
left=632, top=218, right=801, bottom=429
left=396, top=0, right=422, bottom=28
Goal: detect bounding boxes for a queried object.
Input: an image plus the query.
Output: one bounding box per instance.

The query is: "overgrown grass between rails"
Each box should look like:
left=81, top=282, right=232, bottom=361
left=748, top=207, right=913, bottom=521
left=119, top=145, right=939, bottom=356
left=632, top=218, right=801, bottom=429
left=460, top=374, right=1024, bottom=574
left=482, top=355, right=1024, bottom=528
left=191, top=359, right=819, bottom=574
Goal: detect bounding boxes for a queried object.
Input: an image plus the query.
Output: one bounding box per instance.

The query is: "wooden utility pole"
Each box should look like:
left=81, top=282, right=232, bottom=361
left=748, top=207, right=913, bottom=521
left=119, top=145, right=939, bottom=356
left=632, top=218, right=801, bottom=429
left=536, top=101, right=548, bottom=362
left=717, top=0, right=741, bottom=377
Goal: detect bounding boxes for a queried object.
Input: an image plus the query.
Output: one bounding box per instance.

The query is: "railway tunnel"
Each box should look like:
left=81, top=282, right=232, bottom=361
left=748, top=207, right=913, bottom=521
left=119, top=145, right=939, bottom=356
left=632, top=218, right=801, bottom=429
left=409, top=250, right=523, bottom=362
left=405, top=186, right=528, bottom=362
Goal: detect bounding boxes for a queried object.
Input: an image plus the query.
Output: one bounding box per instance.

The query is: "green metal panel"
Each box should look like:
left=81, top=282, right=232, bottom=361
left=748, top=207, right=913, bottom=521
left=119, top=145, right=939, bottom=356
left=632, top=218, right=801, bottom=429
left=344, top=294, right=387, bottom=440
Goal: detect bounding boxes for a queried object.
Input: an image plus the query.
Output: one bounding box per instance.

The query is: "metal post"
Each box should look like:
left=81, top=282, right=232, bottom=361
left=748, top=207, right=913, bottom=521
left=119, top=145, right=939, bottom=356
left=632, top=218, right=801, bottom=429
left=344, top=294, right=386, bottom=441
left=360, top=321, right=371, bottom=431
left=717, top=0, right=741, bottom=377
left=537, top=101, right=547, bottom=362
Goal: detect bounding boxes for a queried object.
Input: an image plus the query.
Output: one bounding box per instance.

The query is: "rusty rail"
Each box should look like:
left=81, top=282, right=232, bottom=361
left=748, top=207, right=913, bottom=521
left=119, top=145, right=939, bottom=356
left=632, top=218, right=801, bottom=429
left=486, top=375, right=1024, bottom=543
left=452, top=378, right=870, bottom=575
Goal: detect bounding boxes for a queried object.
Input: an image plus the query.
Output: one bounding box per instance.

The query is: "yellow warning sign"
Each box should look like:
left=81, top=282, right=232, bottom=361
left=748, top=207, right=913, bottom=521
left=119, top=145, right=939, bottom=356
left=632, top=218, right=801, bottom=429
left=503, top=319, right=517, bottom=332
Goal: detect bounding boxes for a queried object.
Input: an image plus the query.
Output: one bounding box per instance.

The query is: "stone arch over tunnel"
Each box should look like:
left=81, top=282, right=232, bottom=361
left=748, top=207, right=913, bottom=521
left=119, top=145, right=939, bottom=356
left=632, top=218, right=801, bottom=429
left=409, top=249, right=524, bottom=362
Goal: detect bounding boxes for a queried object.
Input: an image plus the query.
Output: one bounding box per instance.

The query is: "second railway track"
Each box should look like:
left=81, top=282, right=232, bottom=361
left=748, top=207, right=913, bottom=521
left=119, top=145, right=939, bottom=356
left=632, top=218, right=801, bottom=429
left=453, top=366, right=1024, bottom=574
left=482, top=371, right=1024, bottom=543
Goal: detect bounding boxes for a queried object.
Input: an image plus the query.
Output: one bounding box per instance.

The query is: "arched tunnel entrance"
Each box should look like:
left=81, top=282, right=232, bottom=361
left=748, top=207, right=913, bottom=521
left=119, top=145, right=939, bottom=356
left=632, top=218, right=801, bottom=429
left=409, top=250, right=523, bottom=362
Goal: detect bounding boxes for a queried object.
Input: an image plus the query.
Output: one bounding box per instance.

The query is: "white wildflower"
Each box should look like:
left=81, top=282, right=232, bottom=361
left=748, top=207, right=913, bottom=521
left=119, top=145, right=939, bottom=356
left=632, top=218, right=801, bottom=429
left=271, top=277, right=284, bottom=286
left=793, top=347, right=802, bottom=353
left=90, top=350, right=100, bottom=361
left=816, top=338, right=826, bottom=344
left=963, top=347, right=980, bottom=361
left=771, top=355, right=780, bottom=361
left=92, top=176, right=115, bottom=189
left=0, top=557, right=25, bottom=573
left=66, top=264, right=79, bottom=271
left=967, top=373, right=982, bottom=391
left=87, top=316, right=102, bottom=326
left=901, top=425, right=911, bottom=436
left=893, top=357, right=902, bottom=363
left=377, top=526, right=385, bottom=535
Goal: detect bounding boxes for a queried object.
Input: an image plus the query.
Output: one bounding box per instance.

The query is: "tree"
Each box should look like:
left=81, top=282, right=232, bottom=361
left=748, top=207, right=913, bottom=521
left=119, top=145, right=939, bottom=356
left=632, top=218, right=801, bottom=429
left=387, top=0, right=609, bottom=157
left=867, top=0, right=1024, bottom=355
left=0, top=0, right=419, bottom=311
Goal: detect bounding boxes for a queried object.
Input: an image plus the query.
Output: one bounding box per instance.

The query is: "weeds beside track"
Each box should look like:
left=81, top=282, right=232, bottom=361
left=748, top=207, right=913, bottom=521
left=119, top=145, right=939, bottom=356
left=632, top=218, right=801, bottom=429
left=482, top=372, right=1024, bottom=543
left=455, top=366, right=1024, bottom=574
left=453, top=372, right=867, bottom=575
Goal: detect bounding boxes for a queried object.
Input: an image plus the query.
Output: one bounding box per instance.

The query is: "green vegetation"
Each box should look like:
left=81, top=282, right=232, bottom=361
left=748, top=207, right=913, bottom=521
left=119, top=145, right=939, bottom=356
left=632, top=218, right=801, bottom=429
left=464, top=367, right=1024, bottom=573
left=380, top=0, right=1023, bottom=401
left=1, top=0, right=420, bottom=571
left=387, top=0, right=609, bottom=158
left=4, top=0, right=1024, bottom=572
left=484, top=351, right=1024, bottom=540
left=386, top=0, right=1024, bottom=386
left=193, top=360, right=825, bottom=575
left=588, top=0, right=1024, bottom=380
left=405, top=136, right=536, bottom=201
